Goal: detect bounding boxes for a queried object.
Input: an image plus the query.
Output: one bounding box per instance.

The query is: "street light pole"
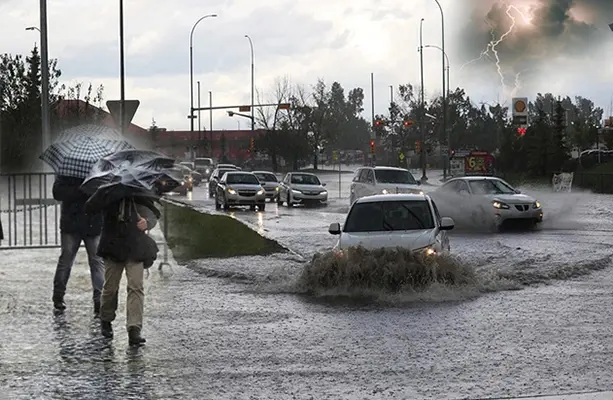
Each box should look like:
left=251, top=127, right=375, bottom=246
left=119, top=0, right=126, bottom=135
left=419, top=18, right=427, bottom=182
left=433, top=0, right=446, bottom=179
left=245, top=35, right=255, bottom=131
left=189, top=14, right=217, bottom=132
left=197, top=80, right=201, bottom=157
left=425, top=44, right=450, bottom=177
left=39, top=1, right=51, bottom=164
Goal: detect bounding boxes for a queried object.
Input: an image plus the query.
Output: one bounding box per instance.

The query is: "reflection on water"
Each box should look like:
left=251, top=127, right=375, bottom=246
left=257, top=212, right=264, bottom=234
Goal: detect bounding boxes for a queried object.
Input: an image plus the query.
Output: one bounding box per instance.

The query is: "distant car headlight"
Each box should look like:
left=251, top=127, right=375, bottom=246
left=381, top=189, right=388, bottom=194
left=227, top=188, right=236, bottom=195
left=492, top=200, right=510, bottom=209
left=533, top=201, right=541, bottom=209
left=415, top=246, right=437, bottom=256
left=256, top=189, right=265, bottom=195
left=180, top=181, right=185, bottom=186
left=206, top=168, right=210, bottom=174
left=188, top=177, right=193, bottom=182
left=275, top=187, right=279, bottom=191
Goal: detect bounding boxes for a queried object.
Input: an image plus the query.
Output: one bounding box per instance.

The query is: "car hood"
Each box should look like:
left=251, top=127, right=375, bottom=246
left=291, top=184, right=326, bottom=192
left=225, top=183, right=263, bottom=190
left=377, top=183, right=422, bottom=194
left=338, top=229, right=435, bottom=251
left=260, top=181, right=279, bottom=189
left=485, top=193, right=536, bottom=204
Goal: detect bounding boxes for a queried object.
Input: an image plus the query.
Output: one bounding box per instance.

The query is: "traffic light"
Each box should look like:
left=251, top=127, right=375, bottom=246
left=403, top=119, right=414, bottom=127
left=449, top=149, right=455, bottom=159
left=374, top=119, right=385, bottom=127
left=369, top=139, right=375, bottom=153
left=415, top=140, right=421, bottom=153
left=517, top=127, right=527, bottom=136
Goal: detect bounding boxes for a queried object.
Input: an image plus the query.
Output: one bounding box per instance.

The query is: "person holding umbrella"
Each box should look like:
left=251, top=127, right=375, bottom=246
left=83, top=151, right=177, bottom=346
left=40, top=124, right=133, bottom=314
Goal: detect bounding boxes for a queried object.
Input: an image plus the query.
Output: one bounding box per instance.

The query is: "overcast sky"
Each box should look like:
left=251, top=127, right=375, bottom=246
left=1, top=0, right=613, bottom=131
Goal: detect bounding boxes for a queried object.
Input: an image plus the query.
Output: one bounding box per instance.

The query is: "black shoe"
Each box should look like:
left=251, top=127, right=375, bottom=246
left=128, top=327, right=146, bottom=346
left=93, top=301, right=100, bottom=316
left=101, top=320, right=113, bottom=338
left=53, top=298, right=66, bottom=313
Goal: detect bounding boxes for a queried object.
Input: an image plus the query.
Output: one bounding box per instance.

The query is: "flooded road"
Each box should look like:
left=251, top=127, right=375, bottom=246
left=3, top=169, right=613, bottom=399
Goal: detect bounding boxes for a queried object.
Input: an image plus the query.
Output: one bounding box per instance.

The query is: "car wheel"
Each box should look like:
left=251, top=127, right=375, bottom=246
left=250, top=205, right=256, bottom=211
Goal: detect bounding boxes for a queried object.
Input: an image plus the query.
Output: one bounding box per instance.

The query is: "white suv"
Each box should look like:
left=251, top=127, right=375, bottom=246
left=349, top=166, right=422, bottom=204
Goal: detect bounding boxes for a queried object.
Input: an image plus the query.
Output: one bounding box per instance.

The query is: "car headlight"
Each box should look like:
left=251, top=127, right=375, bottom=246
left=533, top=201, right=541, bottom=209
left=291, top=189, right=302, bottom=194
left=492, top=200, right=510, bottom=209
left=256, top=189, right=265, bottom=195
left=381, top=189, right=388, bottom=194
left=415, top=246, right=437, bottom=256
left=188, top=177, right=193, bottom=181
left=275, top=187, right=279, bottom=191
left=227, top=188, right=236, bottom=195
left=320, top=190, right=327, bottom=195
left=206, top=169, right=210, bottom=173
left=181, top=181, right=185, bottom=186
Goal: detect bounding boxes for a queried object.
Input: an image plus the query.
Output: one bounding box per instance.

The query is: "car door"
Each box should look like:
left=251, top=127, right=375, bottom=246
left=430, top=199, right=448, bottom=252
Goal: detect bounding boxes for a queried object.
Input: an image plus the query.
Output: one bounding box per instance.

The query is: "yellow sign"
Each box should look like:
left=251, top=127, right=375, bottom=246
left=399, top=152, right=405, bottom=160
left=466, top=156, right=486, bottom=172
left=332, top=151, right=338, bottom=161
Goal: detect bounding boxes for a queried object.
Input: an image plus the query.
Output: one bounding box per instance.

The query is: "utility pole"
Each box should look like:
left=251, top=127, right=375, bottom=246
left=245, top=35, right=255, bottom=131
left=370, top=72, right=375, bottom=167
left=197, top=80, right=201, bottom=157
left=119, top=0, right=125, bottom=135
left=419, top=18, right=427, bottom=182
left=209, top=91, right=213, bottom=156
left=39, top=0, right=51, bottom=162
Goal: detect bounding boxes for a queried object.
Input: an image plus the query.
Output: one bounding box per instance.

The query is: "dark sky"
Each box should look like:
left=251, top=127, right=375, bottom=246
left=454, top=0, right=613, bottom=85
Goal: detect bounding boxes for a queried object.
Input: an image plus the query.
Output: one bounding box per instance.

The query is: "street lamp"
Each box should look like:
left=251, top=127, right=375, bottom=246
left=432, top=0, right=446, bottom=178
left=25, top=26, right=40, bottom=32
left=425, top=43, right=450, bottom=177
left=189, top=14, right=217, bottom=132
left=245, top=35, right=255, bottom=131
left=419, top=18, right=427, bottom=182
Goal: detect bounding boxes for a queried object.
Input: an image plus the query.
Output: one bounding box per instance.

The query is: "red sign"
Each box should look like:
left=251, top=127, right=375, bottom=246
left=464, top=151, right=494, bottom=175
left=238, top=106, right=251, bottom=112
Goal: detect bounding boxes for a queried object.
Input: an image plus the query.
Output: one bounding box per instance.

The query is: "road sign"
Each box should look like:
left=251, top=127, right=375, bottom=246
left=107, top=100, right=140, bottom=131
left=277, top=103, right=290, bottom=110
left=512, top=97, right=528, bottom=128
left=398, top=152, right=405, bottom=161
left=332, top=151, right=338, bottom=161
left=238, top=105, right=251, bottom=112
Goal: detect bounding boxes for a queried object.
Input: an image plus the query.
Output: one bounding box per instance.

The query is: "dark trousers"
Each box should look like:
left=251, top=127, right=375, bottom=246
left=52, top=233, right=104, bottom=304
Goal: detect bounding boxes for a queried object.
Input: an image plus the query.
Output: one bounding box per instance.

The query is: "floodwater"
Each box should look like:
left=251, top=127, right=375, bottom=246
left=3, top=168, right=613, bottom=399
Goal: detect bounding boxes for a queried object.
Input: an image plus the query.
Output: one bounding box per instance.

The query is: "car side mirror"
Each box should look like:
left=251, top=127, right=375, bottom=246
left=322, top=183, right=327, bottom=186
left=328, top=222, right=341, bottom=235
left=514, top=189, right=521, bottom=194
left=440, top=217, right=454, bottom=231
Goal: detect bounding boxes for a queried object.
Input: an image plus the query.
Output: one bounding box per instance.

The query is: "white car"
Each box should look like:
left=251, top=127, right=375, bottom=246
left=277, top=172, right=328, bottom=207
left=328, top=193, right=454, bottom=255
left=432, top=176, right=543, bottom=230
left=349, top=166, right=422, bottom=204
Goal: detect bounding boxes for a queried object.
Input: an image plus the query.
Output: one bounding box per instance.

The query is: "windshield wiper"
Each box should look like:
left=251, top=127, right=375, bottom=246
left=400, top=205, right=425, bottom=229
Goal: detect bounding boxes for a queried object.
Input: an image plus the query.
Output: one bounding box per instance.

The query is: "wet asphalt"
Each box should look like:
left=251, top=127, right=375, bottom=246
left=3, top=168, right=613, bottom=399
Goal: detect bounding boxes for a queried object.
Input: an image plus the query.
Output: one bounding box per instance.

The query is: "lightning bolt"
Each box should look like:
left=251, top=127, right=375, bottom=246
left=459, top=2, right=531, bottom=98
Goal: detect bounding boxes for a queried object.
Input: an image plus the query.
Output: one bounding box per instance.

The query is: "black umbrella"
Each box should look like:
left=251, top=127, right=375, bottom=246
left=99, top=149, right=175, bottom=171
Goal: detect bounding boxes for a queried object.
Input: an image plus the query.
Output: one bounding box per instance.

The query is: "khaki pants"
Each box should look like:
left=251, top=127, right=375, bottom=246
left=100, top=259, right=144, bottom=330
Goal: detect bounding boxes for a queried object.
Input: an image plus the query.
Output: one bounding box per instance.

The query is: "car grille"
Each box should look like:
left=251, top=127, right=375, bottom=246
left=304, top=191, right=320, bottom=195
left=238, top=190, right=257, bottom=196
left=515, top=204, right=530, bottom=211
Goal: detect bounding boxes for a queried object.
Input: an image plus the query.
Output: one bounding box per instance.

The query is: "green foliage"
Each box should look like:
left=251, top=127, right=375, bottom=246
left=161, top=201, right=285, bottom=260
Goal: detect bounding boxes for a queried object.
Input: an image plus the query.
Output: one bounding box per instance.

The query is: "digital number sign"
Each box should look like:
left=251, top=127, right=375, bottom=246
left=464, top=152, right=494, bottom=175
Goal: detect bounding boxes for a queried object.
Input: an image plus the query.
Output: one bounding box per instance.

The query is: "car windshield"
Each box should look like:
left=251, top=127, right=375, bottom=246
left=468, top=179, right=516, bottom=195
left=194, top=159, right=212, bottom=167
left=226, top=173, right=259, bottom=185
left=344, top=200, right=434, bottom=232
left=217, top=169, right=233, bottom=178
left=374, top=169, right=418, bottom=184
left=255, top=173, right=278, bottom=182
left=291, top=174, right=320, bottom=185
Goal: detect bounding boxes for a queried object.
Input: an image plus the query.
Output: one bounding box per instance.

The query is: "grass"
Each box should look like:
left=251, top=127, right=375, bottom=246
left=160, top=201, right=285, bottom=261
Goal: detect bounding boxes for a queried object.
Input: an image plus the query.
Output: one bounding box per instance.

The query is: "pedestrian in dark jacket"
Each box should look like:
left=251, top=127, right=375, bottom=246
left=52, top=175, right=104, bottom=314
left=91, top=196, right=160, bottom=346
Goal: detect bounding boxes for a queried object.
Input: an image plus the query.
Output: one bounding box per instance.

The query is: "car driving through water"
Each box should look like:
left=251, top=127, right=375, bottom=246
left=430, top=176, right=543, bottom=231
left=328, top=193, right=454, bottom=255
left=194, top=157, right=214, bottom=181
left=277, top=172, right=328, bottom=207
left=215, top=171, right=266, bottom=211
left=253, top=171, right=280, bottom=201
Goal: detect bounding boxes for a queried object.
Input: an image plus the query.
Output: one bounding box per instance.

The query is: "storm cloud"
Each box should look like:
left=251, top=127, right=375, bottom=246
left=455, top=0, right=613, bottom=87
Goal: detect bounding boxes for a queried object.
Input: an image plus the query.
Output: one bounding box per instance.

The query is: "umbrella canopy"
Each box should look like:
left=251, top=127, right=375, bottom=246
left=98, top=149, right=175, bottom=171
left=40, top=124, right=134, bottom=178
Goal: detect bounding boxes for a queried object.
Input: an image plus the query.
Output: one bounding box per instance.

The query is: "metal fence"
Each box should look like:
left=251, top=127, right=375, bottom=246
left=0, top=173, right=170, bottom=269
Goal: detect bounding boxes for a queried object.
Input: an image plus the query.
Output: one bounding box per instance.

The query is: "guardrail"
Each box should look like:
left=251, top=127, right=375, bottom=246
left=0, top=173, right=171, bottom=269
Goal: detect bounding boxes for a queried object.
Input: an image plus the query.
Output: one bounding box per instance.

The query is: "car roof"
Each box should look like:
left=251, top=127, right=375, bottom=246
left=289, top=172, right=316, bottom=176
left=355, top=193, right=429, bottom=203
left=448, top=176, right=502, bottom=182
left=252, top=170, right=276, bottom=174
left=224, top=171, right=253, bottom=175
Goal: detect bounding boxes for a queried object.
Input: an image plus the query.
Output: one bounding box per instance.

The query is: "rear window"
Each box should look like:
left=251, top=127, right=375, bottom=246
left=226, top=173, right=259, bottom=184
left=254, top=173, right=278, bottom=182
left=344, top=200, right=434, bottom=232
left=194, top=159, right=212, bottom=166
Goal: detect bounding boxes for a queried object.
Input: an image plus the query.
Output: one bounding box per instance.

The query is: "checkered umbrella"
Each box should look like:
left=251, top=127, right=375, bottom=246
left=39, top=124, right=134, bottom=178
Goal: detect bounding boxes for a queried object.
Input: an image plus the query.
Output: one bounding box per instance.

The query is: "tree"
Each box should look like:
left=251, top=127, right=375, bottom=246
left=549, top=100, right=570, bottom=172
